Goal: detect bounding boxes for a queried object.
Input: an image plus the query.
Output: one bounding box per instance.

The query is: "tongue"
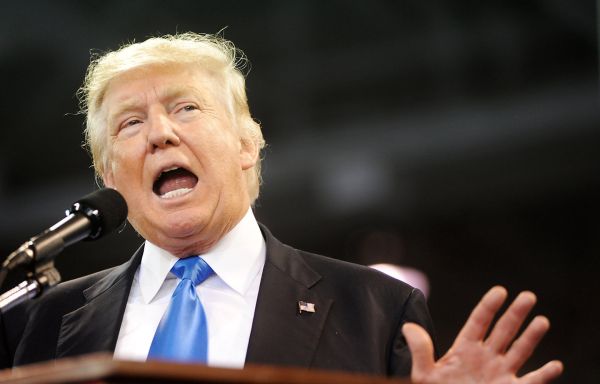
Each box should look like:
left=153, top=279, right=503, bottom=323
left=156, top=168, right=198, bottom=197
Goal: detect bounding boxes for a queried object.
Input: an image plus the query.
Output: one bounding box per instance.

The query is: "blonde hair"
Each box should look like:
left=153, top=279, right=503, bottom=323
left=79, top=32, right=265, bottom=203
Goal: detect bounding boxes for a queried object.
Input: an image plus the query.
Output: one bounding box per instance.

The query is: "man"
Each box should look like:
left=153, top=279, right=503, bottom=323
left=0, top=33, right=562, bottom=382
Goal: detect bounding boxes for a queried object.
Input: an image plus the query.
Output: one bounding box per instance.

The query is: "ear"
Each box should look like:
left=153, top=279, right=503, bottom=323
left=102, top=167, right=115, bottom=189
left=239, top=136, right=259, bottom=171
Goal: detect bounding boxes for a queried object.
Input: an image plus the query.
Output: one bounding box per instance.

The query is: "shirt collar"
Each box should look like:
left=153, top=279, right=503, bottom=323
left=138, top=208, right=266, bottom=304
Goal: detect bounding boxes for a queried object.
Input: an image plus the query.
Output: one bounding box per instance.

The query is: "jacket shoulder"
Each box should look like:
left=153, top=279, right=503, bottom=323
left=0, top=264, right=123, bottom=369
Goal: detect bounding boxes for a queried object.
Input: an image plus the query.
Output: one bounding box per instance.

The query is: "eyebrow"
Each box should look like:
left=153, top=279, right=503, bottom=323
left=106, top=85, right=205, bottom=126
left=160, top=85, right=205, bottom=105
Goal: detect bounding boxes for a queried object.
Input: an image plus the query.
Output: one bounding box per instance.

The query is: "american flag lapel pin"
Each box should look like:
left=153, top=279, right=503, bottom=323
left=298, top=301, right=316, bottom=314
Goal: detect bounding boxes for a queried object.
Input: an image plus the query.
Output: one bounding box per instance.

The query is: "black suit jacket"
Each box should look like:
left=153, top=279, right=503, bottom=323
left=0, top=226, right=435, bottom=377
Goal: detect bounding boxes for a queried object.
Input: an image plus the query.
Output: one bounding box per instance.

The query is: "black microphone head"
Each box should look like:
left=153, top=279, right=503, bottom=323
left=69, top=188, right=128, bottom=240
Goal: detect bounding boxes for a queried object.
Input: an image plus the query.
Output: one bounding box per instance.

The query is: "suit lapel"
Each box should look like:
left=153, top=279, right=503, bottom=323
left=56, top=246, right=143, bottom=358
left=246, top=227, right=333, bottom=368
left=55, top=228, right=332, bottom=365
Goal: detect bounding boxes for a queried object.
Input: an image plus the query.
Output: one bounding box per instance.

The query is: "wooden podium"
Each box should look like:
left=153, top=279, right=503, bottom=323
left=0, top=354, right=411, bottom=384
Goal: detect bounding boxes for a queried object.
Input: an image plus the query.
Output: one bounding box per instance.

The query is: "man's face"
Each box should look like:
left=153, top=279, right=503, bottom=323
left=101, top=64, right=257, bottom=257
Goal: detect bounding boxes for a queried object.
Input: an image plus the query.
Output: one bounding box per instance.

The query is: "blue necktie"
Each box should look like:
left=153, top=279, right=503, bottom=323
left=147, top=256, right=213, bottom=363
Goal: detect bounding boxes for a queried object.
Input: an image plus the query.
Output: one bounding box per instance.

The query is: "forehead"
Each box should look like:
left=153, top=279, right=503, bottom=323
left=101, top=64, right=223, bottom=115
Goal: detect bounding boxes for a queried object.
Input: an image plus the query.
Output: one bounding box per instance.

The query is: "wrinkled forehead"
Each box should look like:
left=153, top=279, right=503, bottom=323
left=100, top=63, right=227, bottom=115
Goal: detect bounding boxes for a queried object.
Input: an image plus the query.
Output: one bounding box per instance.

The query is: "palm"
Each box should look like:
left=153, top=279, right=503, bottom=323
left=403, top=287, right=563, bottom=384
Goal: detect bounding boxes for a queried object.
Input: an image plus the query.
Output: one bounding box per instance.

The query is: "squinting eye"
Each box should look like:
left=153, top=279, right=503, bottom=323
left=120, top=119, right=142, bottom=130
left=126, top=119, right=142, bottom=126
left=182, top=105, right=198, bottom=112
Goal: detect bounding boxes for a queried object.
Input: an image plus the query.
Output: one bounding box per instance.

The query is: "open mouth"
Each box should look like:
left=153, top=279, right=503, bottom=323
left=153, top=167, right=199, bottom=199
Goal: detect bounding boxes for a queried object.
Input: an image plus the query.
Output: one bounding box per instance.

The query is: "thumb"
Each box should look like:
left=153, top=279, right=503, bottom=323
left=403, top=322, right=436, bottom=382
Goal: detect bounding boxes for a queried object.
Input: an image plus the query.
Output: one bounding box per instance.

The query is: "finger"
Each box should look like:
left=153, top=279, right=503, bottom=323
left=505, top=315, right=551, bottom=372
left=402, top=322, right=436, bottom=381
left=518, top=360, right=563, bottom=384
left=485, top=291, right=536, bottom=352
left=454, top=286, right=508, bottom=344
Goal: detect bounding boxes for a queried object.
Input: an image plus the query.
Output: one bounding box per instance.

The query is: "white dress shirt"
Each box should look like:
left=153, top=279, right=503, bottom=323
left=113, top=209, right=266, bottom=368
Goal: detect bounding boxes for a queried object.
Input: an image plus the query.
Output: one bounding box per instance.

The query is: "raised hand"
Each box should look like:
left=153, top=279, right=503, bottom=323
left=402, top=286, right=563, bottom=384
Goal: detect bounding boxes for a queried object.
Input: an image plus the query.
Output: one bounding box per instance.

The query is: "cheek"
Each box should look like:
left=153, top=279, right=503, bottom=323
left=109, top=154, right=143, bottom=196
left=109, top=143, right=147, bottom=186
left=187, top=131, right=238, bottom=167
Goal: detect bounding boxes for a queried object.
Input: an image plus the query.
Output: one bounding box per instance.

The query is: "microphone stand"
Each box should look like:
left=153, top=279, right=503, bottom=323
left=0, top=260, right=61, bottom=312
left=0, top=188, right=126, bottom=313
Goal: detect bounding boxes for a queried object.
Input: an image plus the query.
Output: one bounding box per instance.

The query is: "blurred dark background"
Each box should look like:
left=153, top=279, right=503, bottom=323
left=0, top=1, right=598, bottom=382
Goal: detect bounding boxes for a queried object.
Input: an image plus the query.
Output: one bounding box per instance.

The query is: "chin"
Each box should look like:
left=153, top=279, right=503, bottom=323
left=158, top=233, right=217, bottom=257
left=156, top=212, right=219, bottom=253
left=163, top=212, right=207, bottom=237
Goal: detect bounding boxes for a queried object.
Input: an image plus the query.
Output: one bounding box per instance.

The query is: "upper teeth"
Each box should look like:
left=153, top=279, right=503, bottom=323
left=159, top=166, right=179, bottom=177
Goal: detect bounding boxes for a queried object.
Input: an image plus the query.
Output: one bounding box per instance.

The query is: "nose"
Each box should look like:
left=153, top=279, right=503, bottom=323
left=147, top=112, right=181, bottom=152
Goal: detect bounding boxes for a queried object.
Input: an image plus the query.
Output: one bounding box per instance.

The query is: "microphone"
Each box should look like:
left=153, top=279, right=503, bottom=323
left=2, top=188, right=128, bottom=272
